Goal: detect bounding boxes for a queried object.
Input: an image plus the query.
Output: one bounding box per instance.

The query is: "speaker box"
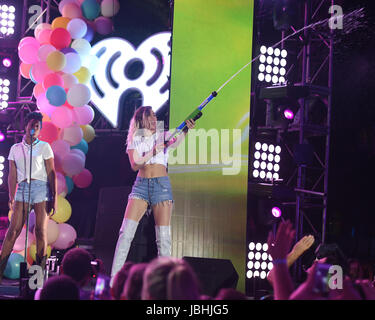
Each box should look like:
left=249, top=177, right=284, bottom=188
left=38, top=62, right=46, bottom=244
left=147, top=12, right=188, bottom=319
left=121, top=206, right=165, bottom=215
left=182, top=257, right=239, bottom=297
left=94, top=186, right=157, bottom=275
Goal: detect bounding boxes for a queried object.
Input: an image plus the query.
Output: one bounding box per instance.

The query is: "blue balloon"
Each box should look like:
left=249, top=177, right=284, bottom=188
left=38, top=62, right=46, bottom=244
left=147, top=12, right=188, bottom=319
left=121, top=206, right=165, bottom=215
left=46, top=85, right=67, bottom=107
left=81, top=0, right=100, bottom=20
left=65, top=176, right=74, bottom=194
left=71, top=138, right=88, bottom=155
left=4, top=253, right=24, bottom=280
left=83, top=24, right=94, bottom=42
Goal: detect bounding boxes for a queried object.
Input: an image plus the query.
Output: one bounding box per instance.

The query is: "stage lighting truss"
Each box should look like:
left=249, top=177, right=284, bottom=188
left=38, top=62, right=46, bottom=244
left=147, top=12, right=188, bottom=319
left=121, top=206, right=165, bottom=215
left=0, top=77, right=10, bottom=109
left=258, top=46, right=287, bottom=85
left=247, top=242, right=273, bottom=279
left=0, top=4, right=16, bottom=38
left=0, top=155, right=4, bottom=185
left=252, top=141, right=282, bottom=182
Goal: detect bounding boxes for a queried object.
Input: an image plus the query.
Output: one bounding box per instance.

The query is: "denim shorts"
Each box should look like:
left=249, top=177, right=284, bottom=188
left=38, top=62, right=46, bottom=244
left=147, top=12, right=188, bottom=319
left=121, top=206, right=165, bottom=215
left=128, top=176, right=173, bottom=206
left=15, top=180, right=52, bottom=204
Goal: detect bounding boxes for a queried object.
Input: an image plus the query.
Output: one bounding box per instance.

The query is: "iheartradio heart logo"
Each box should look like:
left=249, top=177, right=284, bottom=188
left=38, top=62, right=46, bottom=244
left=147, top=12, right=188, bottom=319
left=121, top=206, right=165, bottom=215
left=89, top=32, right=171, bottom=127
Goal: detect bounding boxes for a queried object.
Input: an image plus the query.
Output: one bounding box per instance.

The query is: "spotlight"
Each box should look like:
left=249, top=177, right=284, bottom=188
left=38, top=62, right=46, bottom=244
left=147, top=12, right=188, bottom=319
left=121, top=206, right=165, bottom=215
left=247, top=242, right=273, bottom=279
left=0, top=3, right=16, bottom=37
left=271, top=207, right=282, bottom=218
left=2, top=57, right=11, bottom=67
left=251, top=140, right=282, bottom=182
left=258, top=46, right=288, bottom=85
left=0, top=131, right=4, bottom=141
left=0, top=77, right=10, bottom=110
left=0, top=155, right=4, bottom=185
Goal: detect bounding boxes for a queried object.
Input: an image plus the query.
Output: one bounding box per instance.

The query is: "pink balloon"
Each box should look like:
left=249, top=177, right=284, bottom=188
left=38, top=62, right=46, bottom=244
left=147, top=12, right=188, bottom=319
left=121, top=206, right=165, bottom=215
left=43, top=73, right=64, bottom=90
left=38, top=44, right=56, bottom=61
left=14, top=228, right=35, bottom=251
left=50, top=28, right=72, bottom=50
left=72, top=104, right=94, bottom=125
left=72, top=168, right=92, bottom=188
left=51, top=107, right=73, bottom=129
left=19, top=43, right=40, bottom=64
left=62, top=3, right=82, bottom=19
left=70, top=148, right=85, bottom=161
left=52, top=223, right=77, bottom=250
left=18, top=37, right=40, bottom=50
left=51, top=139, right=71, bottom=158
left=59, top=0, right=80, bottom=15
left=39, top=121, right=59, bottom=144
left=60, top=125, right=83, bottom=146
left=62, top=153, right=85, bottom=176
left=57, top=172, right=68, bottom=195
left=31, top=61, right=53, bottom=83
left=36, top=93, right=58, bottom=117
left=37, top=29, right=52, bottom=45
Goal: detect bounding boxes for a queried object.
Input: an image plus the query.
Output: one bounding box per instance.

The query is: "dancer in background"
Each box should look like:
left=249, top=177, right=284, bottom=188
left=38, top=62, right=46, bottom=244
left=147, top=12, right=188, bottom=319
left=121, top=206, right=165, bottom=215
left=0, top=112, right=57, bottom=282
left=110, top=106, right=195, bottom=285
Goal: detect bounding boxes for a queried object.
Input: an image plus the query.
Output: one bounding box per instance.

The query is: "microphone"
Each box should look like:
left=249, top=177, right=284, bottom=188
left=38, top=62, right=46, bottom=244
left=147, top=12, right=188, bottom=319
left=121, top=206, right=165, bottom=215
left=30, top=129, right=35, bottom=136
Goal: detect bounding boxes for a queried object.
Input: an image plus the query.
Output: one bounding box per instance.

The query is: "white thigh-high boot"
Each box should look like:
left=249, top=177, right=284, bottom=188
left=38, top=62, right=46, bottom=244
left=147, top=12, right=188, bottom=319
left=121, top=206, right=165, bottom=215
left=155, top=225, right=172, bottom=256
left=110, top=218, right=139, bottom=286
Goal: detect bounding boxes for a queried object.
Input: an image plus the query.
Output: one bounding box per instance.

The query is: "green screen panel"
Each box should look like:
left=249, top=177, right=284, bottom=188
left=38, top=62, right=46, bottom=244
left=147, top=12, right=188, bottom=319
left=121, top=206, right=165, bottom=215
left=169, top=0, right=254, bottom=293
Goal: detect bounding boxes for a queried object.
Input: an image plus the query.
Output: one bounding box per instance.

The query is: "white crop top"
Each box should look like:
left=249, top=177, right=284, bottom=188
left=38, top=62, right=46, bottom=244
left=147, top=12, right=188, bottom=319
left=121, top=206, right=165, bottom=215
left=126, top=131, right=168, bottom=167
left=8, top=139, right=54, bottom=183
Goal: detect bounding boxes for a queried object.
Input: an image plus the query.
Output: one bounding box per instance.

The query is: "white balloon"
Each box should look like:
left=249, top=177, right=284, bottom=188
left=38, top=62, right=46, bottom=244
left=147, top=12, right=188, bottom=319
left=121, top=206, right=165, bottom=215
left=67, top=83, right=91, bottom=107
left=62, top=52, right=82, bottom=74
left=67, top=18, right=87, bottom=39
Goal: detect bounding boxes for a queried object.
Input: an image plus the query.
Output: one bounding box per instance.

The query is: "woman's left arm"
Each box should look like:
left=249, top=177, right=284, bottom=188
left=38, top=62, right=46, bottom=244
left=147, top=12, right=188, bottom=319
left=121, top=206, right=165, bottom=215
left=45, top=158, right=57, bottom=216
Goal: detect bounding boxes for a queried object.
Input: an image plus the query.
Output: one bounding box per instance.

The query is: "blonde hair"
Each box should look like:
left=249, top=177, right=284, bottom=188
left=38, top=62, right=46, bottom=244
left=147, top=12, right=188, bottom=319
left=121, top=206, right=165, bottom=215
left=126, top=106, right=153, bottom=148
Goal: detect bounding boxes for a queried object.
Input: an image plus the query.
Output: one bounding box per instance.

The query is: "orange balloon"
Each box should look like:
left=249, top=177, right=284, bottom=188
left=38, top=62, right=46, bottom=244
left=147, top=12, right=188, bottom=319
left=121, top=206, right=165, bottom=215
left=51, top=17, right=71, bottom=29
left=20, top=62, right=32, bottom=79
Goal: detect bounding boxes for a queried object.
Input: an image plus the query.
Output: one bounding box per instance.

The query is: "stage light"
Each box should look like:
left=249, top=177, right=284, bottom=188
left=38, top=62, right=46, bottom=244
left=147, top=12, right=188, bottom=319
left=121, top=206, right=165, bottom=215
left=251, top=140, right=282, bottom=182
left=0, top=155, right=5, bottom=185
left=257, top=46, right=288, bottom=85
left=0, top=131, right=4, bottom=141
left=247, top=241, right=273, bottom=279
left=0, top=78, right=10, bottom=110
left=2, top=57, right=11, bottom=67
left=271, top=206, right=282, bottom=218
left=0, top=3, right=16, bottom=37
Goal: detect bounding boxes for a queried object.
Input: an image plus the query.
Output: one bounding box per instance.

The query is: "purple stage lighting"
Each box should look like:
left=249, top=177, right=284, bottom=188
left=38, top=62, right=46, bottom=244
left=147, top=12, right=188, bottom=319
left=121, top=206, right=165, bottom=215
left=283, top=109, right=294, bottom=120
left=2, top=57, right=11, bottom=67
left=271, top=207, right=282, bottom=218
left=0, top=132, right=4, bottom=141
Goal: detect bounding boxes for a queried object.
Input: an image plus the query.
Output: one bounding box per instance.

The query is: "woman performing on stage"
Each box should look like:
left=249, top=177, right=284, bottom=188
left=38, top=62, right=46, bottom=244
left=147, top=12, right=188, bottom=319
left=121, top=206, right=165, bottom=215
left=110, top=106, right=195, bottom=285
left=0, top=112, right=57, bottom=282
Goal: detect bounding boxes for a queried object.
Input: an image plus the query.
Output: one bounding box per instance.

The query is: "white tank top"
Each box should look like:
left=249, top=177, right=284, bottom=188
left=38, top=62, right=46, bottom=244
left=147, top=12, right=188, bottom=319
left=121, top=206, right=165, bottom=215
left=126, top=131, right=168, bottom=167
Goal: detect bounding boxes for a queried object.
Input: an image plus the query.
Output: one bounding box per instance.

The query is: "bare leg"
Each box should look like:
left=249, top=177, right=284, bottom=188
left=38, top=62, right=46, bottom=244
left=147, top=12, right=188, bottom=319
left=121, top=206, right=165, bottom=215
left=0, top=202, right=28, bottom=281
left=33, top=202, right=48, bottom=260
left=152, top=201, right=173, bottom=256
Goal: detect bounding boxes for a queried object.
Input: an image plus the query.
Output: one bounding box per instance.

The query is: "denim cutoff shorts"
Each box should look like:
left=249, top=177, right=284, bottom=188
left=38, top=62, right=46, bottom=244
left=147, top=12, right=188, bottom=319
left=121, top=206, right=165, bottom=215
left=128, top=176, right=173, bottom=206
left=15, top=180, right=52, bottom=204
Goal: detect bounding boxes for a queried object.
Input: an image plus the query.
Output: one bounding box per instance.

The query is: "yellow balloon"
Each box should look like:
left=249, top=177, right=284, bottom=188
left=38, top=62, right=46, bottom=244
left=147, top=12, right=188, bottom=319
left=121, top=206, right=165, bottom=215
left=80, top=125, right=95, bottom=143
left=29, top=243, right=52, bottom=261
left=51, top=196, right=72, bottom=223
left=51, top=17, right=70, bottom=29
left=73, top=66, right=91, bottom=84
left=46, top=51, right=67, bottom=71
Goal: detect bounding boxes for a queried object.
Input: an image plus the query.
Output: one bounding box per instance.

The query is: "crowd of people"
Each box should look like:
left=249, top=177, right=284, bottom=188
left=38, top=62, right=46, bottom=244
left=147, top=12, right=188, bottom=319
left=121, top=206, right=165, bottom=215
left=30, top=220, right=375, bottom=300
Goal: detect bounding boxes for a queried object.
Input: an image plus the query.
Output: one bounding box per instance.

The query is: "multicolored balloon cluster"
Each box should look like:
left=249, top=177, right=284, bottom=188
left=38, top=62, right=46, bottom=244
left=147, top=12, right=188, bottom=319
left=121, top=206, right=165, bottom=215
left=4, top=1, right=121, bottom=276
